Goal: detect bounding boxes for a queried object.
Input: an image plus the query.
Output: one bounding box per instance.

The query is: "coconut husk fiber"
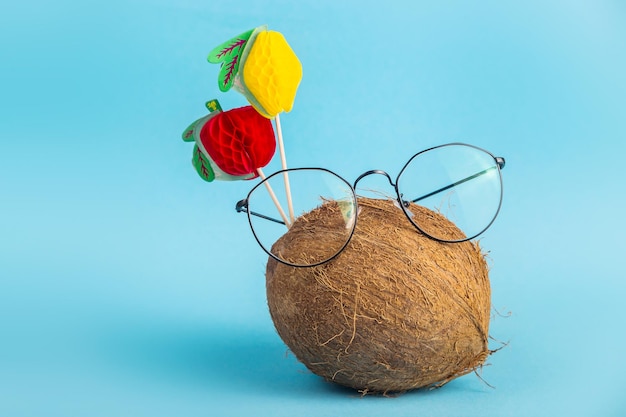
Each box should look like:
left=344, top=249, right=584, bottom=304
left=266, top=197, right=492, bottom=394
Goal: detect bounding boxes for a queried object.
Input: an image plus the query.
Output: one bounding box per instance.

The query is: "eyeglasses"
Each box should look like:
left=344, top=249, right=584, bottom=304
left=236, top=142, right=505, bottom=267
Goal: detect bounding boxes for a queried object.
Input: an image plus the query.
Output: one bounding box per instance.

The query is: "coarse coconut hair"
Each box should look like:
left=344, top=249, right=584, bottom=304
left=266, top=197, right=494, bottom=394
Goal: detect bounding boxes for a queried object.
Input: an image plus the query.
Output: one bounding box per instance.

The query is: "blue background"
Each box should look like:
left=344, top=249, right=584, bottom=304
left=2, top=1, right=625, bottom=416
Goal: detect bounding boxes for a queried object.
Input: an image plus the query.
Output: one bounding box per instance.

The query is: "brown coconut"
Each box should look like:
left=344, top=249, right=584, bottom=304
left=266, top=197, right=492, bottom=394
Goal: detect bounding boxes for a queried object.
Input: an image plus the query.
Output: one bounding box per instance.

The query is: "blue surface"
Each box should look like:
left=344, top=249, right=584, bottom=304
left=2, top=1, right=625, bottom=416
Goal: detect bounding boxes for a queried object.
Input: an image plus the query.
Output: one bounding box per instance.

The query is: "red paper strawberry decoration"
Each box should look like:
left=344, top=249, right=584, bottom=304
left=201, top=105, right=275, bottom=178
left=182, top=99, right=275, bottom=182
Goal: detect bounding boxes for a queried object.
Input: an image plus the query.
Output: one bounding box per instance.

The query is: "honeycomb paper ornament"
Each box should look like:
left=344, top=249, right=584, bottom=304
left=201, top=105, right=276, bottom=177
left=240, top=30, right=302, bottom=118
left=208, top=25, right=303, bottom=118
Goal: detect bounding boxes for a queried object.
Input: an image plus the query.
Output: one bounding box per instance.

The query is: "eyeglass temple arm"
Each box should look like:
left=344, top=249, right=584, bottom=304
left=411, top=157, right=505, bottom=203
left=236, top=157, right=505, bottom=221
left=236, top=199, right=287, bottom=225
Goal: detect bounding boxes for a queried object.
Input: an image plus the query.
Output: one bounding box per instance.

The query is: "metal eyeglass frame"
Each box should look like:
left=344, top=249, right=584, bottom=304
left=236, top=142, right=505, bottom=267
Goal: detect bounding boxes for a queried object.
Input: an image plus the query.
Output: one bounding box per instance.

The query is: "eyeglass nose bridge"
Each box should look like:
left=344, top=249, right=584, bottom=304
left=353, top=170, right=410, bottom=208
left=353, top=169, right=395, bottom=189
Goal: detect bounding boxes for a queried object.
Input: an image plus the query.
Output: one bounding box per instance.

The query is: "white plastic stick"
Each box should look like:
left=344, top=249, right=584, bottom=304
left=275, top=114, right=295, bottom=223
left=257, top=168, right=291, bottom=228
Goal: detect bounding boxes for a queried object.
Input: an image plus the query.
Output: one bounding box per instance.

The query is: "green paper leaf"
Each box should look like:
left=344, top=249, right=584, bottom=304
left=207, top=28, right=254, bottom=92
left=205, top=99, right=222, bottom=113
left=182, top=120, right=199, bottom=142
left=192, top=144, right=215, bottom=182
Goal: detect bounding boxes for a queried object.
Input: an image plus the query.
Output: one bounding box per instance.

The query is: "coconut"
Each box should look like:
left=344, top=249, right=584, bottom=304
left=266, top=197, right=492, bottom=394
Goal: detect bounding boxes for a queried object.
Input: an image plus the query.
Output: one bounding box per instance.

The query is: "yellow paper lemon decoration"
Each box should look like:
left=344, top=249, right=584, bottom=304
left=208, top=25, right=302, bottom=119
left=241, top=30, right=303, bottom=118
left=208, top=26, right=303, bottom=119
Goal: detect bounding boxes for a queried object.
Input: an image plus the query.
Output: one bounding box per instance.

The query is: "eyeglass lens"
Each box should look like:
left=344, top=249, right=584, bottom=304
left=396, top=144, right=502, bottom=242
left=246, top=168, right=358, bottom=267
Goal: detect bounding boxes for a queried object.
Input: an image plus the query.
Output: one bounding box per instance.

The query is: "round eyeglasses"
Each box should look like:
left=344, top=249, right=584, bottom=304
left=236, top=143, right=505, bottom=267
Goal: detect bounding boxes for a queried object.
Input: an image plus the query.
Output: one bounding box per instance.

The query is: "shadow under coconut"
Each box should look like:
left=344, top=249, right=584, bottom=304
left=96, top=319, right=331, bottom=395
left=96, top=316, right=494, bottom=398
left=315, top=371, right=494, bottom=398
